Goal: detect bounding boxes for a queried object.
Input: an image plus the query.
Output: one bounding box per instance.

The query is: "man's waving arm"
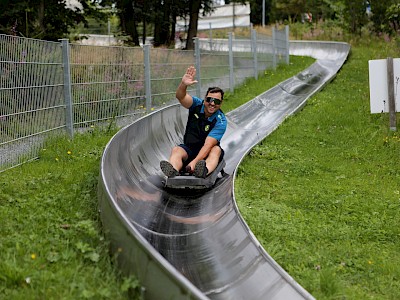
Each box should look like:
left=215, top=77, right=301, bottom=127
left=176, top=66, right=198, bottom=109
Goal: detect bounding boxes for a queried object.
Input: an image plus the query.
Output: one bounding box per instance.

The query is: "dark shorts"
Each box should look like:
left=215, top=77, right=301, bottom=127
left=179, top=144, right=224, bottom=165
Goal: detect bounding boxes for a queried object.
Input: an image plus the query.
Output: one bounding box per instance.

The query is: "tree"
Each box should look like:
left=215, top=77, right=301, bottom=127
left=303, top=0, right=335, bottom=22
left=0, top=0, right=108, bottom=41
left=114, top=0, right=140, bottom=45
left=342, top=0, right=368, bottom=34
left=248, top=0, right=272, bottom=26
left=385, top=3, right=400, bottom=34
left=153, top=0, right=174, bottom=47
left=272, top=0, right=307, bottom=23
left=185, top=0, right=202, bottom=50
left=368, top=0, right=399, bottom=34
left=113, top=0, right=187, bottom=47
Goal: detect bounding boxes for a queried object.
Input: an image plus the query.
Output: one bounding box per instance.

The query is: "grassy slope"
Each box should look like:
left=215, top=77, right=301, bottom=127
left=0, top=130, right=140, bottom=299
left=234, top=40, right=400, bottom=299
left=1, top=39, right=399, bottom=299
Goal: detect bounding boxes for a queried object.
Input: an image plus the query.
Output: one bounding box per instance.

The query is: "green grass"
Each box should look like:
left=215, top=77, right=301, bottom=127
left=234, top=39, right=400, bottom=299
left=1, top=37, right=398, bottom=299
left=0, top=128, right=140, bottom=299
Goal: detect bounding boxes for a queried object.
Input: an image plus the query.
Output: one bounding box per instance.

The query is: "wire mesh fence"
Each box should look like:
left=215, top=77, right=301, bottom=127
left=148, top=47, right=195, bottom=108
left=69, top=44, right=146, bottom=130
left=0, top=35, right=66, bottom=170
left=0, top=26, right=289, bottom=172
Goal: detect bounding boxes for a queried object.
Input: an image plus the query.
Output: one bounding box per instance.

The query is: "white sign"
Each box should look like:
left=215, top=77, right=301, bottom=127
left=369, top=58, right=400, bottom=113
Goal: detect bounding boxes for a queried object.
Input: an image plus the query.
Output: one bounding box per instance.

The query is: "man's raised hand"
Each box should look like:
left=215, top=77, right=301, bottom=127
left=182, top=66, right=198, bottom=86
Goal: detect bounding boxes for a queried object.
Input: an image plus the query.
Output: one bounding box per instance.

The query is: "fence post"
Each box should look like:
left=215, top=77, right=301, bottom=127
left=285, top=25, right=290, bottom=64
left=209, top=23, right=213, bottom=51
left=194, top=37, right=201, bottom=98
left=262, top=0, right=266, bottom=27
left=108, top=19, right=111, bottom=46
left=387, top=57, right=397, bottom=131
left=251, top=29, right=258, bottom=80
left=60, top=39, right=74, bottom=138
left=144, top=44, right=152, bottom=113
left=272, top=27, right=277, bottom=70
left=228, top=32, right=234, bottom=93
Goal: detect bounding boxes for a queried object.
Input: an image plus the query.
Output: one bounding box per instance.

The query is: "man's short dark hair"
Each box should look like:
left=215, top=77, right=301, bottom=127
left=205, top=87, right=224, bottom=100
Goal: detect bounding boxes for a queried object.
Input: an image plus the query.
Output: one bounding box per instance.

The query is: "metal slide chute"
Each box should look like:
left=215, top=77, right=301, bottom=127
left=98, top=41, right=350, bottom=299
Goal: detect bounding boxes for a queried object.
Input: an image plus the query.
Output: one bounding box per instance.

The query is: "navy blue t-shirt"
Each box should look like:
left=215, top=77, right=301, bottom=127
left=190, top=96, right=227, bottom=142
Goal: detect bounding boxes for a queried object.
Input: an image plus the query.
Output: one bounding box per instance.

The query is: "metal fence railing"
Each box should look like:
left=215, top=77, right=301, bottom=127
left=0, top=26, right=289, bottom=172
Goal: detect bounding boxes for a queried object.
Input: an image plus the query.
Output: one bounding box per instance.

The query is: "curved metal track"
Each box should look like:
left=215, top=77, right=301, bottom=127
left=98, top=41, right=350, bottom=299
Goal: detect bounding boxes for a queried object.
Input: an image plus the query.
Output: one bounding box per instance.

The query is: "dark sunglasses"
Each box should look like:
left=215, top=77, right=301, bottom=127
left=205, top=97, right=222, bottom=105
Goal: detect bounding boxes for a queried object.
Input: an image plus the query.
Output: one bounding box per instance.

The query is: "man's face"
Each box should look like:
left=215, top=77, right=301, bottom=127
left=204, top=92, right=222, bottom=117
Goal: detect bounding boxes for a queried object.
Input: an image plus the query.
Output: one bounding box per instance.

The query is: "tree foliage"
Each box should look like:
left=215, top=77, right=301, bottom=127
left=0, top=0, right=109, bottom=41
left=269, top=0, right=399, bottom=36
left=368, top=0, right=399, bottom=34
left=273, top=0, right=307, bottom=22
left=342, top=0, right=368, bottom=34
left=385, top=3, right=400, bottom=34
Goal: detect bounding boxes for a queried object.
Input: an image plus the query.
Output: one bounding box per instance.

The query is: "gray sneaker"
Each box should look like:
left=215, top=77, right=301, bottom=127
left=194, top=160, right=208, bottom=178
left=160, top=160, right=179, bottom=177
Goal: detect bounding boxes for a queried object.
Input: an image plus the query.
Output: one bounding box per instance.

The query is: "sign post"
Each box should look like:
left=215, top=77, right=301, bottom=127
left=387, top=57, right=397, bottom=131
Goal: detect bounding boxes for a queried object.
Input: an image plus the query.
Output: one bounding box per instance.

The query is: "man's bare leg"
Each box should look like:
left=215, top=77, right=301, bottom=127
left=204, top=145, right=222, bottom=175
left=169, top=146, right=188, bottom=172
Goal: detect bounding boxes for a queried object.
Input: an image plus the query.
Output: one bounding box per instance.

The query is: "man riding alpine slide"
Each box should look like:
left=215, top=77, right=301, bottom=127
left=160, top=66, right=227, bottom=183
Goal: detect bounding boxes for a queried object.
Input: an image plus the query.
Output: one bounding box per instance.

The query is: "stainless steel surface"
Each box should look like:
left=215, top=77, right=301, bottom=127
left=98, top=41, right=350, bottom=299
